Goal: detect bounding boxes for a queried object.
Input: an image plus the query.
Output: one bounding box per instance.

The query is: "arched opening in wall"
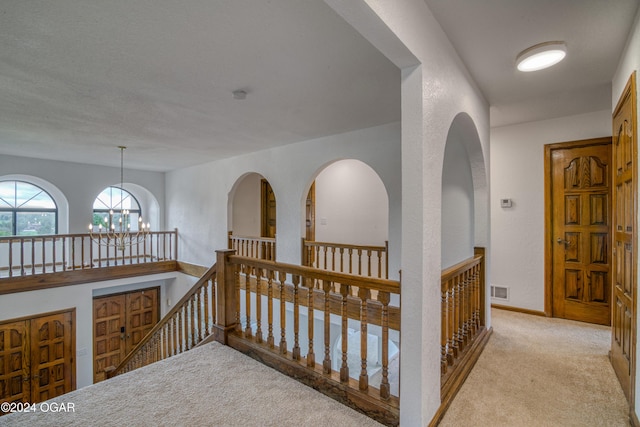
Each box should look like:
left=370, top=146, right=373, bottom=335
left=228, top=173, right=276, bottom=260
left=440, top=112, right=487, bottom=269
left=303, top=159, right=389, bottom=278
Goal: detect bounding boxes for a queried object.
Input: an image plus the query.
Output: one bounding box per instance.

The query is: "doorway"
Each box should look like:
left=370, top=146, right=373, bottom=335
left=93, top=287, right=159, bottom=382
left=544, top=137, right=612, bottom=326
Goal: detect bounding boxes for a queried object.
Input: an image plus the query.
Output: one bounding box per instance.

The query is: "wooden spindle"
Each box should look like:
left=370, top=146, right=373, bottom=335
left=306, top=277, right=315, bottom=367
left=367, top=249, right=372, bottom=277
left=267, top=269, right=274, bottom=348
left=340, top=283, right=349, bottom=383
left=255, top=267, right=263, bottom=344
left=379, top=291, right=390, bottom=400
left=447, top=282, right=456, bottom=362
left=204, top=283, right=210, bottom=337
left=359, top=287, right=370, bottom=390
left=177, top=310, right=183, bottom=353
left=245, top=264, right=253, bottom=338
left=292, top=274, right=301, bottom=360
left=441, top=285, right=448, bottom=374
left=322, top=280, right=332, bottom=374
left=279, top=271, right=287, bottom=355
left=41, top=237, right=46, bottom=274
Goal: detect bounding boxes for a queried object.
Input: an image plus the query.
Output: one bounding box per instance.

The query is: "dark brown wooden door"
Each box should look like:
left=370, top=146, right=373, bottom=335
left=93, top=287, right=159, bottom=382
left=611, top=73, right=637, bottom=401
left=0, top=321, right=30, bottom=404
left=126, top=289, right=159, bottom=353
left=1, top=310, right=75, bottom=408
left=93, top=294, right=126, bottom=383
left=550, top=139, right=612, bottom=325
left=30, top=312, right=74, bottom=402
left=261, top=179, right=276, bottom=238
left=306, top=182, right=315, bottom=242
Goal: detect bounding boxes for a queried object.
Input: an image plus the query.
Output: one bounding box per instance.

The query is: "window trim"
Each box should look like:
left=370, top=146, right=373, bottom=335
left=0, top=180, right=59, bottom=236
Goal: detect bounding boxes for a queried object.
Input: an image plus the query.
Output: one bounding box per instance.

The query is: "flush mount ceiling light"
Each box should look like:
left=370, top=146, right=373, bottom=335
left=516, top=41, right=567, bottom=72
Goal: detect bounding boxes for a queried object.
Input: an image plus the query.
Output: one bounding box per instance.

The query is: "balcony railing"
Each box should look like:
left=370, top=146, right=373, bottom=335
left=0, top=230, right=178, bottom=279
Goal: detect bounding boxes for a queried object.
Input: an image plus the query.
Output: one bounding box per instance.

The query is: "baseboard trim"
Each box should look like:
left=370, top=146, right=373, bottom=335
left=491, top=303, right=547, bottom=317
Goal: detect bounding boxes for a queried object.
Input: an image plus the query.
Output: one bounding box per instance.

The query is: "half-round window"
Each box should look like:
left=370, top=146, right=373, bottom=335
left=92, top=186, right=143, bottom=231
left=0, top=181, right=58, bottom=236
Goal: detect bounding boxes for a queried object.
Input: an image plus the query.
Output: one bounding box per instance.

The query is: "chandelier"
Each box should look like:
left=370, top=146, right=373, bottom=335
left=89, top=146, right=150, bottom=250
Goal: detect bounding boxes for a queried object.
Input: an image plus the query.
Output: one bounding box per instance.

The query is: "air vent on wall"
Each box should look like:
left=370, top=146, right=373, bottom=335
left=491, top=285, right=509, bottom=301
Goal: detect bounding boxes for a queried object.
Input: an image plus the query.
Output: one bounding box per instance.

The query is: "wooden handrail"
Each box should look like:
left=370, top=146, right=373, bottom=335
left=0, top=230, right=177, bottom=279
left=302, top=238, right=389, bottom=279
left=107, top=262, right=217, bottom=377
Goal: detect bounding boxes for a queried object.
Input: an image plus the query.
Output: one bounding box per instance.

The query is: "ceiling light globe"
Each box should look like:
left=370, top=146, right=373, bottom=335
left=516, top=42, right=567, bottom=72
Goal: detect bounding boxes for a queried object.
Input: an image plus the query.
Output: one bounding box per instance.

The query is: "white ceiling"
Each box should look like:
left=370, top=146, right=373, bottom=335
left=0, top=1, right=638, bottom=171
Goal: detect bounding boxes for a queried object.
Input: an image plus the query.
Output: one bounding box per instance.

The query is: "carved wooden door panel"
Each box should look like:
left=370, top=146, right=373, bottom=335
left=93, top=287, right=159, bottom=382
left=611, top=73, right=636, bottom=401
left=125, top=288, right=159, bottom=353
left=30, top=312, right=73, bottom=402
left=93, top=294, right=126, bottom=383
left=551, top=140, right=611, bottom=325
left=0, top=321, right=30, bottom=405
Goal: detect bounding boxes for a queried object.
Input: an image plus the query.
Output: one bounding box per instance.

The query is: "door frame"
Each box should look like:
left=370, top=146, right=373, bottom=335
left=543, top=136, right=613, bottom=317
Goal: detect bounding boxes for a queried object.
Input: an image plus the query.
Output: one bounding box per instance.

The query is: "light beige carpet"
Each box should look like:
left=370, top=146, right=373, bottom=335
left=440, top=308, right=629, bottom=427
left=0, top=342, right=383, bottom=427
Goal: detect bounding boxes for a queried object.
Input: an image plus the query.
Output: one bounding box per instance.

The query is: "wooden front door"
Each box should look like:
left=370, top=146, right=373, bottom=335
left=0, top=310, right=75, bottom=408
left=93, top=287, right=159, bottom=382
left=261, top=179, right=276, bottom=238
left=611, top=72, right=637, bottom=401
left=546, top=138, right=612, bottom=325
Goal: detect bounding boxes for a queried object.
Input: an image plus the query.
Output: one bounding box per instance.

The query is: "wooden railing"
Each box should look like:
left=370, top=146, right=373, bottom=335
left=302, top=239, right=388, bottom=279
left=0, top=230, right=178, bottom=278
left=438, top=247, right=489, bottom=416
left=228, top=232, right=276, bottom=261
left=108, top=263, right=218, bottom=376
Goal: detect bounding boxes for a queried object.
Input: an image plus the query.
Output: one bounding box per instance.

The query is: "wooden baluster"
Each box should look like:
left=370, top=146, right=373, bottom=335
left=191, top=293, right=196, bottom=345
left=469, top=267, right=477, bottom=336
left=80, top=236, right=85, bottom=268
left=196, top=286, right=203, bottom=342
left=314, top=245, right=320, bottom=269
left=267, top=269, right=274, bottom=348
left=167, top=319, right=173, bottom=356
left=441, top=284, right=448, bottom=375
left=339, top=248, right=345, bottom=273
left=475, top=263, right=482, bottom=330
left=322, top=280, right=332, bottom=374
left=143, top=234, right=147, bottom=264
left=41, top=237, right=46, bottom=274
left=162, top=231, right=167, bottom=260
left=357, top=249, right=363, bottom=276
left=177, top=310, right=183, bottom=353
left=377, top=249, right=382, bottom=278
left=155, top=233, right=159, bottom=262
left=255, top=268, right=263, bottom=343
left=331, top=247, right=336, bottom=272
left=367, top=249, right=372, bottom=277
left=279, top=271, right=287, bottom=355
left=463, top=270, right=471, bottom=343
left=31, top=238, right=35, bottom=275
left=245, top=264, right=253, bottom=338
left=8, top=239, right=13, bottom=277
left=340, top=283, right=349, bottom=383
left=455, top=275, right=465, bottom=352
left=379, top=291, right=390, bottom=400
left=52, top=237, right=57, bottom=273
left=235, top=264, right=242, bottom=333
left=292, top=275, right=301, bottom=360
left=348, top=248, right=353, bottom=274
left=446, top=280, right=456, bottom=363
left=306, top=277, right=315, bottom=367
left=204, top=280, right=211, bottom=336
left=358, top=287, right=370, bottom=390
left=323, top=246, right=328, bottom=271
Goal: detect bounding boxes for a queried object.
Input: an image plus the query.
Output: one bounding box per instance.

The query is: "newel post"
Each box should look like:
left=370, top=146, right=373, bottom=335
left=213, top=249, right=237, bottom=344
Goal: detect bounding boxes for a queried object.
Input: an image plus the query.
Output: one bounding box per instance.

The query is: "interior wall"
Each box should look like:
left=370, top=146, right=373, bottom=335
left=490, top=110, right=611, bottom=312
left=0, top=272, right=195, bottom=389
left=0, top=155, right=165, bottom=232
left=166, top=122, right=401, bottom=276
left=441, top=134, right=475, bottom=269
left=611, top=5, right=640, bottom=415
left=230, top=173, right=262, bottom=236
left=315, top=159, right=388, bottom=246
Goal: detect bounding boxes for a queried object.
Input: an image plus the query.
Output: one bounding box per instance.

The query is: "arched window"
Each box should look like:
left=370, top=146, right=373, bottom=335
left=0, top=181, right=58, bottom=236
left=92, top=186, right=143, bottom=231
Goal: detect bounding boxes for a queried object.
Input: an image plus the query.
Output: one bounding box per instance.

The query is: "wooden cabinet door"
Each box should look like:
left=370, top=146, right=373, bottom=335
left=30, top=312, right=73, bottom=402
left=93, top=294, right=126, bottom=383
left=126, top=289, right=159, bottom=353
left=611, top=72, right=636, bottom=401
left=0, top=321, right=30, bottom=404
left=550, top=140, right=612, bottom=325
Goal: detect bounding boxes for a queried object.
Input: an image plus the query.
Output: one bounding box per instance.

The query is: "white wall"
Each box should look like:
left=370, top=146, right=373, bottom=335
left=0, top=155, right=165, bottom=232
left=441, top=135, right=475, bottom=268
left=166, top=122, right=402, bottom=276
left=230, top=173, right=262, bottom=236
left=315, top=159, right=388, bottom=246
left=490, top=110, right=611, bottom=311
left=0, top=272, right=196, bottom=389
left=611, top=6, right=640, bottom=415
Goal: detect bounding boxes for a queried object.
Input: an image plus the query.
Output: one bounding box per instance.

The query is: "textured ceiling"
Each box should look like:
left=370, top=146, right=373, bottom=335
left=0, top=1, right=637, bottom=171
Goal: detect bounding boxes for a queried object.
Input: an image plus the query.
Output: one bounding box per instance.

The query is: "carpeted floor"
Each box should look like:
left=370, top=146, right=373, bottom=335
left=440, top=308, right=630, bottom=426
left=0, top=342, right=383, bottom=427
